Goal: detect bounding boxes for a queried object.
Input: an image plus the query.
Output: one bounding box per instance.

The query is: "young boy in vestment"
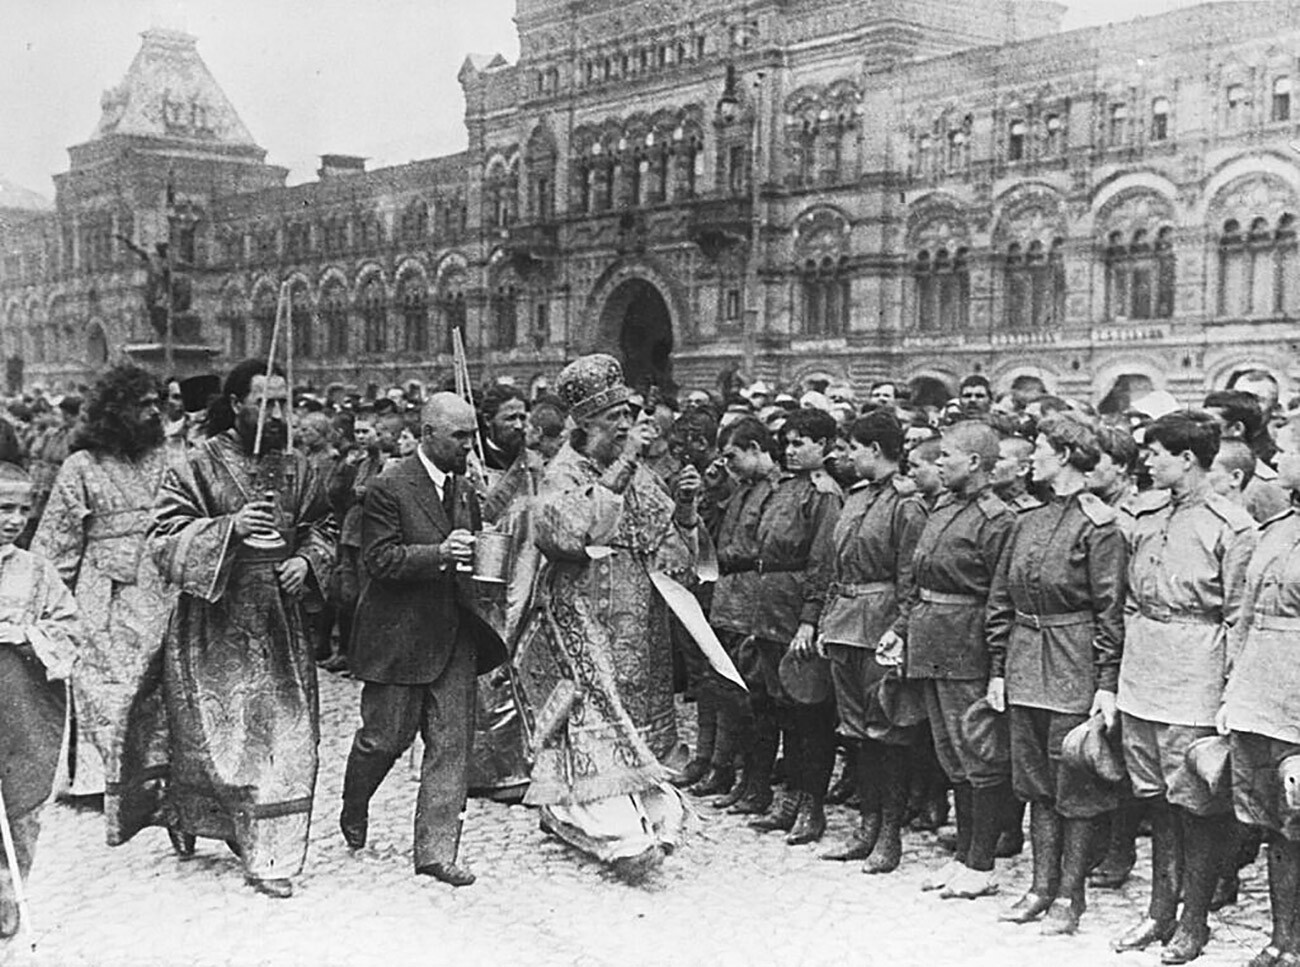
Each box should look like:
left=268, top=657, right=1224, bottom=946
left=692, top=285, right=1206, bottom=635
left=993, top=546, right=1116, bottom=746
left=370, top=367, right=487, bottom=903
left=0, top=462, right=82, bottom=937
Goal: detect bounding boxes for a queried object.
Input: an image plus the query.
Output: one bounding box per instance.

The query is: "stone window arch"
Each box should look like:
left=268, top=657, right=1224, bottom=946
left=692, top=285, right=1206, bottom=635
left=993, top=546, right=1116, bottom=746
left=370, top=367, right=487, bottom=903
left=437, top=264, right=467, bottom=354
left=800, top=257, right=850, bottom=336
left=525, top=124, right=558, bottom=220
left=399, top=200, right=428, bottom=244
left=912, top=247, right=970, bottom=332
left=320, top=279, right=348, bottom=357
left=398, top=273, right=429, bottom=353
left=484, top=154, right=518, bottom=229
left=1003, top=238, right=1065, bottom=329
left=1151, top=97, right=1171, bottom=141
left=252, top=286, right=277, bottom=355
left=1106, top=227, right=1175, bottom=320
left=1218, top=215, right=1298, bottom=318
left=288, top=279, right=312, bottom=359
left=359, top=275, right=387, bottom=353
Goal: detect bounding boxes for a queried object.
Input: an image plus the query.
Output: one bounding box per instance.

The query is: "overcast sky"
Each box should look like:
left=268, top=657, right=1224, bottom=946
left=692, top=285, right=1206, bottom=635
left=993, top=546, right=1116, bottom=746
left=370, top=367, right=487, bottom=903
left=0, top=0, right=1253, bottom=198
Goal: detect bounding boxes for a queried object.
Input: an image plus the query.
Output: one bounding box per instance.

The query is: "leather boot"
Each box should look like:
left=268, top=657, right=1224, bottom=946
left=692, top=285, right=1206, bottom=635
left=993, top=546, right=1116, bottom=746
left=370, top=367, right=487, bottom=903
left=750, top=791, right=803, bottom=833
left=996, top=799, right=1026, bottom=858
left=1090, top=800, right=1141, bottom=888
left=1163, top=811, right=1230, bottom=964
left=952, top=782, right=974, bottom=866
left=1209, top=819, right=1245, bottom=911
left=1113, top=800, right=1182, bottom=952
left=730, top=701, right=778, bottom=815
left=1041, top=817, right=1094, bottom=936
left=864, top=744, right=908, bottom=875
left=712, top=697, right=753, bottom=809
left=1001, top=801, right=1060, bottom=923
left=787, top=795, right=827, bottom=845
left=1255, top=838, right=1300, bottom=964
left=826, top=737, right=857, bottom=806
left=822, top=739, right=881, bottom=861
left=340, top=747, right=398, bottom=850
left=966, top=783, right=1010, bottom=874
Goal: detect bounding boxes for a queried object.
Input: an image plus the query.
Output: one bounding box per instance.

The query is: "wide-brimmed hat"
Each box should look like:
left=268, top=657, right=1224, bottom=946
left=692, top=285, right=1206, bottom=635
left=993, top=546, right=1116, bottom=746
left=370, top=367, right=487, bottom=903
left=958, top=697, right=1010, bottom=767
left=556, top=354, right=632, bottom=422
left=877, top=667, right=927, bottom=728
left=778, top=650, right=833, bottom=705
left=1061, top=714, right=1126, bottom=784
left=1178, top=735, right=1232, bottom=800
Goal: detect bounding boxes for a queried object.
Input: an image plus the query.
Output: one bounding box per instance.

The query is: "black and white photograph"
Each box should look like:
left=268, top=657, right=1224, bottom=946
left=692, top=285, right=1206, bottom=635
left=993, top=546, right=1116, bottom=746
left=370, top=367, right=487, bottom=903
left=0, top=0, right=1298, bottom=963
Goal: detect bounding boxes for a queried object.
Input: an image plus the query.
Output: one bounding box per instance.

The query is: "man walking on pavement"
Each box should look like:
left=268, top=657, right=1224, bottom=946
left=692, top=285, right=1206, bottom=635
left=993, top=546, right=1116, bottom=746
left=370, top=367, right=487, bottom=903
left=339, top=393, right=507, bottom=887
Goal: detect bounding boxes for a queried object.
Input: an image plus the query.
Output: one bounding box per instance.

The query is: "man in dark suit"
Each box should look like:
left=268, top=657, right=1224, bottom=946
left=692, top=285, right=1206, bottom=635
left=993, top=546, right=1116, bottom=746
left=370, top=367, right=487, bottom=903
left=339, top=392, right=506, bottom=887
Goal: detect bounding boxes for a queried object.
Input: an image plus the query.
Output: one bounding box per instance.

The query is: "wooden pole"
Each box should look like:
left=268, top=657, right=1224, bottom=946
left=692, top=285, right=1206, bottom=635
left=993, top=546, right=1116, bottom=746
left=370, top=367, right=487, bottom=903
left=285, top=282, right=295, bottom=454
left=253, top=282, right=287, bottom=457
left=0, top=780, right=36, bottom=953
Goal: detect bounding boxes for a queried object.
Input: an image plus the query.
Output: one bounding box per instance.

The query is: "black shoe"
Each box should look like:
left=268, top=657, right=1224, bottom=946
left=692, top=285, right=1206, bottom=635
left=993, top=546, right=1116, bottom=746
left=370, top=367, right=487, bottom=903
left=786, top=798, right=826, bottom=846
left=1112, top=916, right=1177, bottom=952
left=750, top=793, right=802, bottom=833
left=1000, top=892, right=1056, bottom=924
left=863, top=820, right=903, bottom=875
left=670, top=758, right=710, bottom=788
left=611, top=846, right=664, bottom=884
left=416, top=861, right=476, bottom=887
left=246, top=877, right=293, bottom=899
left=727, top=787, right=773, bottom=816
left=1161, top=923, right=1209, bottom=964
left=339, top=808, right=368, bottom=850
left=168, top=827, right=197, bottom=857
left=688, top=766, right=735, bottom=798
left=226, top=838, right=243, bottom=859
left=822, top=814, right=881, bottom=862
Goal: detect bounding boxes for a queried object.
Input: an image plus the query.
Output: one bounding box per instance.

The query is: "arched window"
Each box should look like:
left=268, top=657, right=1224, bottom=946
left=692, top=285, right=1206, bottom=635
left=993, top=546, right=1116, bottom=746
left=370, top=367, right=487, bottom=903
left=484, top=160, right=517, bottom=229
left=1226, top=84, right=1247, bottom=129
left=491, top=279, right=519, bottom=350
left=399, top=275, right=429, bottom=352
left=800, top=258, right=850, bottom=336
left=1001, top=239, right=1065, bottom=328
left=219, top=298, right=245, bottom=359
left=86, top=323, right=108, bottom=367
left=912, top=248, right=970, bottom=332
left=1008, top=120, right=1026, bottom=162
left=289, top=281, right=312, bottom=359
left=1220, top=215, right=1300, bottom=318
left=1151, top=98, right=1171, bottom=141
left=1107, top=227, right=1175, bottom=320
left=321, top=281, right=347, bottom=357
left=1044, top=115, right=1063, bottom=154
left=946, top=128, right=967, bottom=171
left=1109, top=103, right=1129, bottom=144
left=252, top=288, right=276, bottom=355
left=399, top=201, right=428, bottom=244
left=1273, top=77, right=1293, bottom=122
left=321, top=216, right=348, bottom=256
left=358, top=214, right=384, bottom=251
left=360, top=276, right=387, bottom=353
left=526, top=126, right=558, bottom=220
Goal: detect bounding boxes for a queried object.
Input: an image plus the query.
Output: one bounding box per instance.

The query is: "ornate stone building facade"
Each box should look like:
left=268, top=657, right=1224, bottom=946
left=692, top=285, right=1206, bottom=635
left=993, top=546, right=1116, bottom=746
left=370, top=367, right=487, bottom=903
left=3, top=2, right=1300, bottom=404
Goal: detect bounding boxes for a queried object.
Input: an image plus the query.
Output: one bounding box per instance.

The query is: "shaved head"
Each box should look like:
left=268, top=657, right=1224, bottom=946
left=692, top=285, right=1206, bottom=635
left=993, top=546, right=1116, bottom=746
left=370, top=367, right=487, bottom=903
left=423, top=392, right=476, bottom=429
left=944, top=421, right=1001, bottom=472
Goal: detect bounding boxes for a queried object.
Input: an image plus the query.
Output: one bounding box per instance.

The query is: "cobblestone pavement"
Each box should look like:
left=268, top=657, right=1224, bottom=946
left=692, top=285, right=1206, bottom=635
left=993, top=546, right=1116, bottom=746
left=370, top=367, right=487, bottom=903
left=0, top=674, right=1271, bottom=967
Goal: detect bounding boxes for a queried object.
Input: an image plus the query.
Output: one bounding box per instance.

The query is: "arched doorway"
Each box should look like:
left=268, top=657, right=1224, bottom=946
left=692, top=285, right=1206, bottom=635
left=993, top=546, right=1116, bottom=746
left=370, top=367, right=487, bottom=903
left=599, top=279, right=674, bottom=393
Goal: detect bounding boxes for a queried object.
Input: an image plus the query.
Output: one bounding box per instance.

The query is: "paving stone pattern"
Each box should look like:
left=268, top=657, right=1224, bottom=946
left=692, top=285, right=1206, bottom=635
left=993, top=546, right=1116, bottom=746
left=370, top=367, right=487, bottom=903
left=0, top=675, right=1272, bottom=967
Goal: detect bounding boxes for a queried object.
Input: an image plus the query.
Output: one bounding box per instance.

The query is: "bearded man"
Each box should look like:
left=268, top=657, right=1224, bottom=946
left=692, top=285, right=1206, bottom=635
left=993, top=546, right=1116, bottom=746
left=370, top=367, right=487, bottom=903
left=516, top=354, right=706, bottom=882
left=32, top=364, right=183, bottom=848
left=149, top=359, right=335, bottom=899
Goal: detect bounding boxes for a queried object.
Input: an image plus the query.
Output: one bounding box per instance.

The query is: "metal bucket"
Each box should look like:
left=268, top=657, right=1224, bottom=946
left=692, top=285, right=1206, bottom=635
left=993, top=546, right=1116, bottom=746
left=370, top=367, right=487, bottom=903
left=472, top=530, right=512, bottom=584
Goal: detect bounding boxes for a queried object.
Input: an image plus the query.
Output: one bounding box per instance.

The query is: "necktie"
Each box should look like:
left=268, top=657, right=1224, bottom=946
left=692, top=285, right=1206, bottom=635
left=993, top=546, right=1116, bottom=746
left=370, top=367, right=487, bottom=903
left=442, top=474, right=456, bottom=521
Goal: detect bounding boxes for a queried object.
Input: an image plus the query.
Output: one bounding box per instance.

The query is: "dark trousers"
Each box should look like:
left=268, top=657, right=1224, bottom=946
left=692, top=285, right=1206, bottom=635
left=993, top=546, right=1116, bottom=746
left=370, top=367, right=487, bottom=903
left=342, top=637, right=476, bottom=869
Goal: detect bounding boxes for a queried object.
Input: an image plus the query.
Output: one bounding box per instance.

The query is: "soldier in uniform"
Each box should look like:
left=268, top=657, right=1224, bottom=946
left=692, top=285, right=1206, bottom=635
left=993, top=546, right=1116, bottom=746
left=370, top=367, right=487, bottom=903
left=707, top=418, right=783, bottom=814
left=888, top=420, right=1016, bottom=899
left=816, top=411, right=926, bottom=874
left=738, top=408, right=842, bottom=845
left=986, top=413, right=1127, bottom=935
left=992, top=432, right=1043, bottom=515
left=1221, top=413, right=1300, bottom=967
left=1111, top=411, right=1257, bottom=964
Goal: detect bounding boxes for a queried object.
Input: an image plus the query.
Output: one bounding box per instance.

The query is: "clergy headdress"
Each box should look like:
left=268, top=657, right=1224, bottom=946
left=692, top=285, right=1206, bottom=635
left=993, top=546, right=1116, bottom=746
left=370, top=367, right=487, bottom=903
left=556, top=354, right=632, bottom=422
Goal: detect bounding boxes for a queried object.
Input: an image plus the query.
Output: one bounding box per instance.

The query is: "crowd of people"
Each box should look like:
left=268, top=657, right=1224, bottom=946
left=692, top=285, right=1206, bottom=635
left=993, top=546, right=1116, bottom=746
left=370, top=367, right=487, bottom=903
left=0, top=354, right=1297, bottom=967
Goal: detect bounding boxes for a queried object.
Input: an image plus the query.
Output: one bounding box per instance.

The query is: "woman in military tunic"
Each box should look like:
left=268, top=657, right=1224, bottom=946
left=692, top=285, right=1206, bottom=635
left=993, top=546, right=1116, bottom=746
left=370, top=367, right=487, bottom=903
left=1222, top=415, right=1300, bottom=967
left=987, top=413, right=1127, bottom=936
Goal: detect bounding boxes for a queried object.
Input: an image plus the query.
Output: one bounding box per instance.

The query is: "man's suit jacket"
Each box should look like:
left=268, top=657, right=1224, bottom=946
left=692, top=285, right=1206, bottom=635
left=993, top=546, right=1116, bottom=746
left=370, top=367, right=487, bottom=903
left=350, top=455, right=507, bottom=684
